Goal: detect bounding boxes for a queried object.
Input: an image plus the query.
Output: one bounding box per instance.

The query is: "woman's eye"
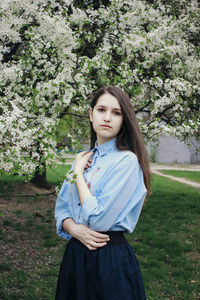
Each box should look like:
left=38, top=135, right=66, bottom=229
left=98, top=108, right=105, bottom=112
left=113, top=111, right=121, bottom=116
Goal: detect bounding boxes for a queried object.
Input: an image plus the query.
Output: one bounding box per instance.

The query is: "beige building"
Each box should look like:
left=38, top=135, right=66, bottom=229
left=147, top=135, right=200, bottom=164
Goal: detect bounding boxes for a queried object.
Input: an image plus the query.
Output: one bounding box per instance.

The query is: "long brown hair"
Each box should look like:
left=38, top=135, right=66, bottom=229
left=90, top=86, right=151, bottom=194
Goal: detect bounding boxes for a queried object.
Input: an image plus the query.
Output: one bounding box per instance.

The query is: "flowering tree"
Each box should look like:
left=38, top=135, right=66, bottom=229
left=69, top=0, right=200, bottom=138
left=0, top=0, right=83, bottom=187
left=0, top=0, right=199, bottom=187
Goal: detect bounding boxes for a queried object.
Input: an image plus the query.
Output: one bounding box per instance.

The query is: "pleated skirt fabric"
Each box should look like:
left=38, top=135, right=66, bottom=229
left=55, top=232, right=146, bottom=300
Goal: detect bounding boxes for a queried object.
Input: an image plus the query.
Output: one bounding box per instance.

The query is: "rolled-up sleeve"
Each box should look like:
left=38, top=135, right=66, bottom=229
left=82, top=154, right=146, bottom=231
left=55, top=180, right=72, bottom=239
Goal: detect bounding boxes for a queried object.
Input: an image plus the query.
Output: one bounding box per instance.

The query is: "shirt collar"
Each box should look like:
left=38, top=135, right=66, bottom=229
left=93, top=138, right=117, bottom=156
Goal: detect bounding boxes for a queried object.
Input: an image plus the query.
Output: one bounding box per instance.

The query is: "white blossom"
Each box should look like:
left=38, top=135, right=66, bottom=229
left=0, top=0, right=199, bottom=178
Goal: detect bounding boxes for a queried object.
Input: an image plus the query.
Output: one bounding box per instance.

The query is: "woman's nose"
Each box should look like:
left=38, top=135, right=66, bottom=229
left=104, top=111, right=111, bottom=121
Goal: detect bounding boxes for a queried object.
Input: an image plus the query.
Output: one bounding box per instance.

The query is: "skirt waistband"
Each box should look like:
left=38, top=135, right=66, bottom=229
left=71, top=231, right=126, bottom=246
left=101, top=231, right=126, bottom=245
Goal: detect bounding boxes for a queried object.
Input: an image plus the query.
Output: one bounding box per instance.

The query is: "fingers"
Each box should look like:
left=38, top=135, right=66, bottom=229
left=84, top=151, right=93, bottom=157
left=76, top=151, right=93, bottom=162
left=84, top=154, right=93, bottom=170
left=86, top=241, right=108, bottom=251
left=79, top=224, right=110, bottom=239
left=78, top=151, right=93, bottom=158
left=75, top=151, right=93, bottom=173
left=91, top=231, right=110, bottom=241
left=75, top=225, right=110, bottom=250
left=84, top=232, right=110, bottom=247
left=87, top=245, right=97, bottom=251
left=85, top=160, right=92, bottom=169
left=81, top=233, right=109, bottom=244
left=86, top=227, right=110, bottom=241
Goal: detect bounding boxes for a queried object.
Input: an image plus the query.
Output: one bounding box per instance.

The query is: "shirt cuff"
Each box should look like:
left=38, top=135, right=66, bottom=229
left=56, top=213, right=72, bottom=240
left=82, top=196, right=98, bottom=224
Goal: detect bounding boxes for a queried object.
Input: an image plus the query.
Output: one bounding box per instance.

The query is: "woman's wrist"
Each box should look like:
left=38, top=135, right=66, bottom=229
left=66, top=222, right=82, bottom=241
left=74, top=168, right=83, bottom=176
left=68, top=222, right=78, bottom=238
left=62, top=218, right=76, bottom=237
left=76, top=172, right=84, bottom=181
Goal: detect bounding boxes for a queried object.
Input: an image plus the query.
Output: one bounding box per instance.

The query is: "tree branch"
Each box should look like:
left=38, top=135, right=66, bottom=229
left=65, top=112, right=89, bottom=118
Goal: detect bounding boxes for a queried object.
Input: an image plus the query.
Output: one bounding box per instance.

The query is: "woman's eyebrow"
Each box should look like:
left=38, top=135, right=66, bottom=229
left=96, top=105, right=121, bottom=111
left=113, top=108, right=122, bottom=111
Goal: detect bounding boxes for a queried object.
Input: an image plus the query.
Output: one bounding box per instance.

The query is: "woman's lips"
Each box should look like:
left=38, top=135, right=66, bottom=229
left=100, top=125, right=112, bottom=128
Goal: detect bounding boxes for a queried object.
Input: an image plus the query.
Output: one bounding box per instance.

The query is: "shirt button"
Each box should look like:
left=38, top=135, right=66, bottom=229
left=78, top=203, right=81, bottom=206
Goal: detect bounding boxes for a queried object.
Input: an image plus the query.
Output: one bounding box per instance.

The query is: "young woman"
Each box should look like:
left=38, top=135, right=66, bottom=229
left=55, top=86, right=151, bottom=300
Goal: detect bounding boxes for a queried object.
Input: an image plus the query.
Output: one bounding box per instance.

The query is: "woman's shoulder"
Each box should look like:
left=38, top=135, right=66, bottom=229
left=111, top=149, right=138, bottom=165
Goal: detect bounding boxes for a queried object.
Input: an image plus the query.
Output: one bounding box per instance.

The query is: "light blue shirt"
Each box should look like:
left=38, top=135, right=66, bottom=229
left=55, top=138, right=147, bottom=239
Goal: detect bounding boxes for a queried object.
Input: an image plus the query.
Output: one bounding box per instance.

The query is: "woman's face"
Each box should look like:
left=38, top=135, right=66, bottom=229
left=90, top=93, right=123, bottom=145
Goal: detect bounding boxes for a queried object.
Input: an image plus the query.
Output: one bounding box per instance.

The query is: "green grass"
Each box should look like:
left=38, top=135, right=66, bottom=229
left=47, top=165, right=71, bottom=185
left=0, top=165, right=71, bottom=195
left=159, top=170, right=200, bottom=183
left=0, top=165, right=70, bottom=186
left=130, top=174, right=200, bottom=300
left=0, top=169, right=200, bottom=299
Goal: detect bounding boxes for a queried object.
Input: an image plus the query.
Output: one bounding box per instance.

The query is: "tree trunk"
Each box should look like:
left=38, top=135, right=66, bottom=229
left=30, top=163, right=51, bottom=189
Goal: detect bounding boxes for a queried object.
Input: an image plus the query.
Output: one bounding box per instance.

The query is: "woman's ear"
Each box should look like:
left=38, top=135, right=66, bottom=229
left=89, top=108, right=93, bottom=122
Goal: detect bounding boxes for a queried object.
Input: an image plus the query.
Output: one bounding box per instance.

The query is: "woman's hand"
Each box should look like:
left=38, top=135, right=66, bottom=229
left=72, top=224, right=110, bottom=250
left=63, top=219, right=110, bottom=251
left=74, top=151, right=93, bottom=175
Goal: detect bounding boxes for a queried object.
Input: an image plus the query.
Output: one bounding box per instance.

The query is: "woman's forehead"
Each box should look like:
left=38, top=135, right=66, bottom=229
left=96, top=93, right=121, bottom=109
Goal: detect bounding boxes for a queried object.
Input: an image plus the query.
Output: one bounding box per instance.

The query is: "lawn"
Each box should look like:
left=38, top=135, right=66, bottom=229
left=0, top=165, right=70, bottom=195
left=0, top=167, right=199, bottom=299
left=159, top=170, right=200, bottom=184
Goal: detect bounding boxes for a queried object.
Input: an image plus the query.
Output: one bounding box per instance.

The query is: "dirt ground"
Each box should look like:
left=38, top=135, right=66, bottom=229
left=0, top=183, right=58, bottom=272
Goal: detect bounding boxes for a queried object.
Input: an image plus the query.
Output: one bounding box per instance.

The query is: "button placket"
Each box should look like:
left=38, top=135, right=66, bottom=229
left=90, top=151, right=98, bottom=169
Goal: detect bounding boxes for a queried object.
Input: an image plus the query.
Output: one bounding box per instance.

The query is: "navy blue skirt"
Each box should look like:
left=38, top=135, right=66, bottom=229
left=55, top=232, right=146, bottom=300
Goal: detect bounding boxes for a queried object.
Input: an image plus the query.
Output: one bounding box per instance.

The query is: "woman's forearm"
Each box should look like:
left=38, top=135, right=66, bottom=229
left=62, top=218, right=110, bottom=251
left=73, top=151, right=93, bottom=206
left=76, top=172, right=92, bottom=206
left=60, top=152, right=109, bottom=251
left=62, top=218, right=77, bottom=237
